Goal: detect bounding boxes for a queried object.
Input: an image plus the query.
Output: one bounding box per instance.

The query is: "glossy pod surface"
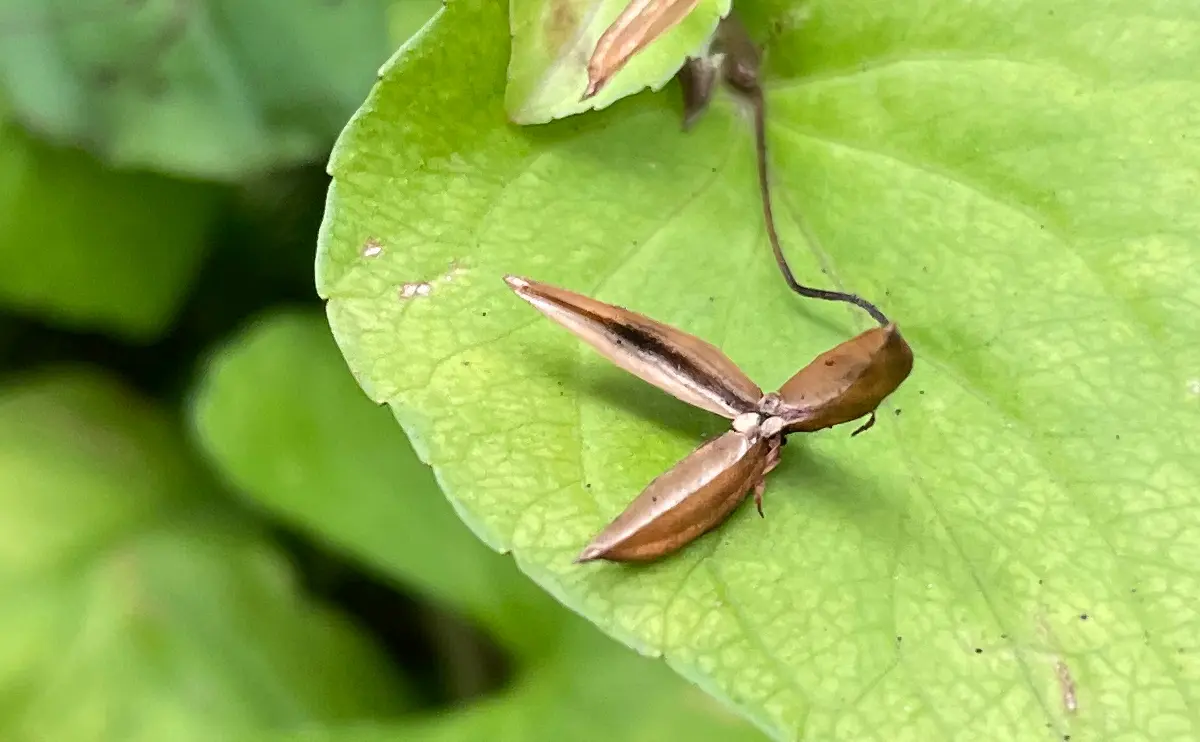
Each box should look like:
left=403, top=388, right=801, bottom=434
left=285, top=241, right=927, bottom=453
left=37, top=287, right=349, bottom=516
left=584, top=0, right=702, bottom=98
left=505, top=275, right=763, bottom=419
left=575, top=429, right=771, bottom=563
left=771, top=323, right=914, bottom=433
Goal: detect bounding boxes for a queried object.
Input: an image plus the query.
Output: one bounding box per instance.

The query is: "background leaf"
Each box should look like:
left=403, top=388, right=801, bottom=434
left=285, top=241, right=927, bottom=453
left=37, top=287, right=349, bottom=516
left=189, top=309, right=769, bottom=741
left=255, top=619, right=766, bottom=742
left=189, top=310, right=562, bottom=660
left=505, top=0, right=730, bottom=124
left=0, top=369, right=411, bottom=742
left=387, top=0, right=442, bottom=47
left=0, top=0, right=393, bottom=179
left=0, top=115, right=223, bottom=339
left=317, top=0, right=1200, bottom=739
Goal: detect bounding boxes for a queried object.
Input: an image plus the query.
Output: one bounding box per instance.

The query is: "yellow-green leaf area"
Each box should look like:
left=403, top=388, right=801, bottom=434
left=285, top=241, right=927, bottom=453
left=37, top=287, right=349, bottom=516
left=317, top=0, right=1200, bottom=739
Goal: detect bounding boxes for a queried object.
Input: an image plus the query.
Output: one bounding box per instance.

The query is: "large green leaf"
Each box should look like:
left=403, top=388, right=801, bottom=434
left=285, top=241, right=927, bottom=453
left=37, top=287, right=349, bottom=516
left=0, top=117, right=222, bottom=339
left=506, top=0, right=730, bottom=124
left=317, top=0, right=1200, bottom=738
left=0, top=370, right=411, bottom=742
left=0, top=0, right=392, bottom=179
left=189, top=310, right=562, bottom=660
left=256, top=617, right=766, bottom=742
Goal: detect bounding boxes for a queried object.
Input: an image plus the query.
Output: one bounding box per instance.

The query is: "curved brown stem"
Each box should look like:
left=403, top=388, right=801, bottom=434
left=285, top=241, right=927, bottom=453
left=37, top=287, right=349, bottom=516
left=750, top=89, right=891, bottom=327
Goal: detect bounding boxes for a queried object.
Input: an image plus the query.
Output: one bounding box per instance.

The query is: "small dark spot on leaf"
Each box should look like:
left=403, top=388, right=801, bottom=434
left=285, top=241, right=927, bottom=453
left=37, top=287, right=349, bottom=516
left=824, top=359, right=836, bottom=366
left=1131, top=588, right=1137, bottom=593
left=1080, top=613, right=1088, bottom=621
left=894, top=409, right=902, bottom=416
left=585, top=483, right=592, bottom=489
left=651, top=496, right=658, bottom=502
left=896, top=635, right=902, bottom=643
left=1001, top=633, right=1009, bottom=639
left=1115, top=434, right=1121, bottom=439
left=1038, top=579, right=1044, bottom=585
left=918, top=390, right=925, bottom=395
left=461, top=360, right=470, bottom=367
left=481, top=311, right=488, bottom=317
left=974, top=648, right=983, bottom=654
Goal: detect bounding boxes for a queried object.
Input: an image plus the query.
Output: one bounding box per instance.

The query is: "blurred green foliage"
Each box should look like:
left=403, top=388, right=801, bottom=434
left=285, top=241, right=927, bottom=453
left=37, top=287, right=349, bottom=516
left=0, top=0, right=394, bottom=179
left=0, top=2, right=770, bottom=741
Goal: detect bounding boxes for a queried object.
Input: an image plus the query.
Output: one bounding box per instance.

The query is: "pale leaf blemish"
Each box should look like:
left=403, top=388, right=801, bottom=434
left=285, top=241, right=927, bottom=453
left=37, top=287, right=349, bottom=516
left=361, top=238, right=384, bottom=258
left=398, top=263, right=465, bottom=301
left=1187, top=379, right=1200, bottom=395
left=1056, top=658, right=1078, bottom=714
left=1036, top=611, right=1078, bottom=715
left=399, top=282, right=433, bottom=299
left=440, top=261, right=468, bottom=283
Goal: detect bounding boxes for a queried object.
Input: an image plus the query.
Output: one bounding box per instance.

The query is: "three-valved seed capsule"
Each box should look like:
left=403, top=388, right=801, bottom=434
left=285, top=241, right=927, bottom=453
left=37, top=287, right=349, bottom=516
left=504, top=275, right=913, bottom=563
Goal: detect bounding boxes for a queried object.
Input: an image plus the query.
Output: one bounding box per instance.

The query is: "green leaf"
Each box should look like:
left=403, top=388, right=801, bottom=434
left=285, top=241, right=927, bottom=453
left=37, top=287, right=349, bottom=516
left=506, top=0, right=729, bottom=124
left=318, top=0, right=1200, bottom=739
left=0, top=0, right=392, bottom=180
left=388, top=0, right=442, bottom=47
left=0, top=118, right=223, bottom=340
left=253, top=617, right=766, bottom=742
left=0, top=369, right=411, bottom=742
left=189, top=310, right=563, bottom=660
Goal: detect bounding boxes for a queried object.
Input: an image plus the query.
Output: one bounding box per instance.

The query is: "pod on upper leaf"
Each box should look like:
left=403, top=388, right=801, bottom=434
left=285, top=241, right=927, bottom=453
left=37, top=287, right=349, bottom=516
left=583, top=0, right=706, bottom=99
left=764, top=323, right=914, bottom=435
left=575, top=425, right=777, bottom=563
left=504, top=275, right=762, bottom=419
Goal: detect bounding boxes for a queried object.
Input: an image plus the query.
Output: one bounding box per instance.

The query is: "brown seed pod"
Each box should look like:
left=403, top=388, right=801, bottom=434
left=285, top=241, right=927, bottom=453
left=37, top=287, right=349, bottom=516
left=763, top=324, right=914, bottom=436
left=576, top=418, right=783, bottom=563
left=504, top=275, right=762, bottom=419
left=583, top=0, right=703, bottom=100
left=503, top=275, right=912, bottom=563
